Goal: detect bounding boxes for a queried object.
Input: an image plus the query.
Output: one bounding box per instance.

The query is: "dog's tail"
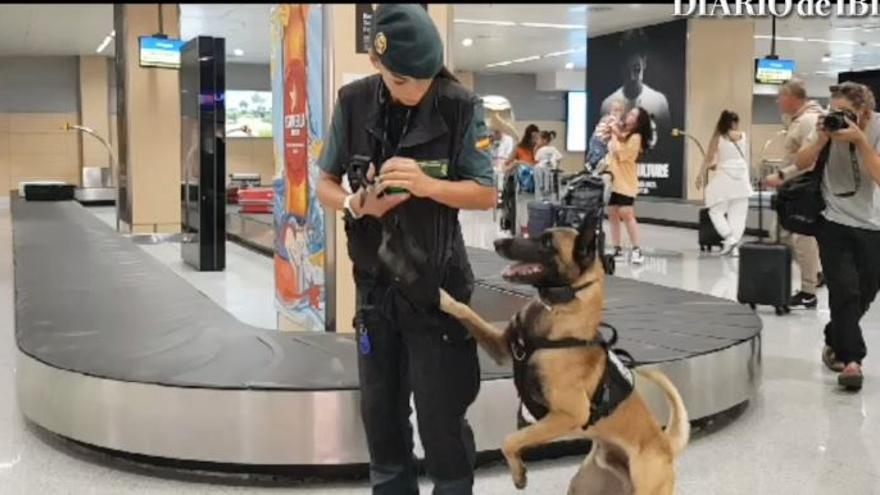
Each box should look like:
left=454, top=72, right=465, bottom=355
left=636, top=368, right=690, bottom=456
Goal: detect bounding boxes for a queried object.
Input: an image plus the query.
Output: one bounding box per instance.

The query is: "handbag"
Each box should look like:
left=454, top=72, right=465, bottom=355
left=773, top=142, right=831, bottom=236
left=725, top=138, right=750, bottom=180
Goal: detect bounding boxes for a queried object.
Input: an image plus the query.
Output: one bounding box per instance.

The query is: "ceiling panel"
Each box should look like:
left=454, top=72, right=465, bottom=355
left=0, top=5, right=112, bottom=57
left=179, top=3, right=272, bottom=64
left=3, top=4, right=879, bottom=91
left=452, top=4, right=587, bottom=74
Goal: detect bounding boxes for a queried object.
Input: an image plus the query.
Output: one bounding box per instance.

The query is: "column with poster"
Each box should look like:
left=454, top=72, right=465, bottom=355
left=587, top=20, right=687, bottom=199
left=270, top=5, right=326, bottom=331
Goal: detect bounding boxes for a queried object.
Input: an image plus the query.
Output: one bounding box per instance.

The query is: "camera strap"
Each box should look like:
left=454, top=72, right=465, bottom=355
left=830, top=144, right=860, bottom=198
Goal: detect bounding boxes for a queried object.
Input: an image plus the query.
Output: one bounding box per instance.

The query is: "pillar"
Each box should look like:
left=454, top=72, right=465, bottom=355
left=113, top=4, right=182, bottom=233
left=78, top=56, right=111, bottom=180
left=684, top=18, right=755, bottom=200
left=326, top=4, right=453, bottom=333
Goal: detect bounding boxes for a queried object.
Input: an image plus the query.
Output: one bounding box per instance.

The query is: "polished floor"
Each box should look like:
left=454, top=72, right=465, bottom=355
left=2, top=202, right=880, bottom=494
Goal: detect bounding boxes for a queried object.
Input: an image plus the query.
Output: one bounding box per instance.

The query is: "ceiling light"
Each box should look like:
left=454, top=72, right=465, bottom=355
left=808, top=38, right=860, bottom=46
left=96, top=32, right=114, bottom=54
left=753, top=35, right=805, bottom=41
left=520, top=22, right=586, bottom=30
left=233, top=48, right=245, bottom=57
left=454, top=19, right=516, bottom=27
left=565, top=62, right=575, bottom=70
left=462, top=38, right=473, bottom=47
left=486, top=60, right=513, bottom=68
left=512, top=55, right=541, bottom=63
left=545, top=49, right=577, bottom=58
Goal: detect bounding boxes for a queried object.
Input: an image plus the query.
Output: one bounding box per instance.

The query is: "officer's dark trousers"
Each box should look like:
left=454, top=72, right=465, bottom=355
left=501, top=173, right=517, bottom=233
left=357, top=300, right=481, bottom=495
left=817, top=218, right=880, bottom=365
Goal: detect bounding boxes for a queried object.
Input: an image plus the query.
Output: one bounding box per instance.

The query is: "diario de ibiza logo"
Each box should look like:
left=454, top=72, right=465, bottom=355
left=675, top=0, right=880, bottom=17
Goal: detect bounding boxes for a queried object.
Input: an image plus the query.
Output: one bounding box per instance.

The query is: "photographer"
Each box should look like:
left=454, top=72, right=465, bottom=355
left=795, top=82, right=880, bottom=391
left=315, top=5, right=495, bottom=494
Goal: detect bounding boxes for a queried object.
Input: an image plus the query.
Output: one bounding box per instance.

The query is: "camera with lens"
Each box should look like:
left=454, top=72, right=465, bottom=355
left=349, top=155, right=373, bottom=192
left=823, top=109, right=858, bottom=132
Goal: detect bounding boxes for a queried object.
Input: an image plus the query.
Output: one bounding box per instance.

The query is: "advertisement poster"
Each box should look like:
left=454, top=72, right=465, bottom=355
left=226, top=90, right=273, bottom=137
left=587, top=19, right=687, bottom=198
left=271, top=4, right=326, bottom=331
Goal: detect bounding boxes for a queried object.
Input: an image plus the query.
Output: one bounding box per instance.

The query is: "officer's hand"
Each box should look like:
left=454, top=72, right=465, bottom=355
left=379, top=157, right=439, bottom=198
left=355, top=163, right=411, bottom=218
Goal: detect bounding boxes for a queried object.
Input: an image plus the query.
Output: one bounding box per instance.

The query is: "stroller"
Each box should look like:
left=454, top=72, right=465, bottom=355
left=556, top=170, right=616, bottom=275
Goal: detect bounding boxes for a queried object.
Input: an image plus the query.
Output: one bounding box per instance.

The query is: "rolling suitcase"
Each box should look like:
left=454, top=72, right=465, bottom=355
left=698, top=208, right=725, bottom=252
left=526, top=200, right=556, bottom=238
left=736, top=160, right=792, bottom=316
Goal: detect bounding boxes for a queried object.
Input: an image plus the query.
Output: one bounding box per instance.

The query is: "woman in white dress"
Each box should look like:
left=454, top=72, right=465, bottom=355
left=696, top=110, right=753, bottom=257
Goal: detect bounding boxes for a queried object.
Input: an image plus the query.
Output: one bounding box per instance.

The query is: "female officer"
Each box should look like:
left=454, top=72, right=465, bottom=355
left=315, top=5, right=496, bottom=494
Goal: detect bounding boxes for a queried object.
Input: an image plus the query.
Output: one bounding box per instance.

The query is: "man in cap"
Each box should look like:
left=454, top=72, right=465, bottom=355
left=316, top=4, right=495, bottom=494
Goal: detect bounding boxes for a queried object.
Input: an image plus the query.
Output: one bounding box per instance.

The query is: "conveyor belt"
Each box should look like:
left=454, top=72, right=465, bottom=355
left=11, top=198, right=761, bottom=467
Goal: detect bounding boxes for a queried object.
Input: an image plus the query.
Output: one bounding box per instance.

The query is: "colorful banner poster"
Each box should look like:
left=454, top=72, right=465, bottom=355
left=271, top=5, right=326, bottom=331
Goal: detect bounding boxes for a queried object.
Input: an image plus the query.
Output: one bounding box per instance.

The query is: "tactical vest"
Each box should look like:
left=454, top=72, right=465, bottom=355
left=336, top=74, right=477, bottom=320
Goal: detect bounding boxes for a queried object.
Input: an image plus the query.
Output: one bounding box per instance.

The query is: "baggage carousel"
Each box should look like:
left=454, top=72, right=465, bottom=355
left=11, top=198, right=761, bottom=468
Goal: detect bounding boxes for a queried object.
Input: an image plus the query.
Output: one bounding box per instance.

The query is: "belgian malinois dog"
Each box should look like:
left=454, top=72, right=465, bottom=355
left=437, top=215, right=690, bottom=494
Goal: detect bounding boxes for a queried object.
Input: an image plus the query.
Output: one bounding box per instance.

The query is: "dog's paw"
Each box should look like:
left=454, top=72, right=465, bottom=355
left=503, top=448, right=528, bottom=490
left=511, top=465, right=528, bottom=490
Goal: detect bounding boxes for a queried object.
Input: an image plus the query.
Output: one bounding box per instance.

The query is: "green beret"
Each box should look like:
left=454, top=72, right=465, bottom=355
left=370, top=4, right=443, bottom=79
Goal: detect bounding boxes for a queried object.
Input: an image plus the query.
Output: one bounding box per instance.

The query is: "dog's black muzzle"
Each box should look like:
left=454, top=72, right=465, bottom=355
left=493, top=236, right=555, bottom=264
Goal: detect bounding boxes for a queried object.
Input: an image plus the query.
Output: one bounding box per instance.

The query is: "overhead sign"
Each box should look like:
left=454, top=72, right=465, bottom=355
left=139, top=36, right=185, bottom=69
left=755, top=58, right=796, bottom=85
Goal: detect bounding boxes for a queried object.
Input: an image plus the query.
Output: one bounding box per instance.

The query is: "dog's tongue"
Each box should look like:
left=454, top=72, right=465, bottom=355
left=503, top=263, right=542, bottom=278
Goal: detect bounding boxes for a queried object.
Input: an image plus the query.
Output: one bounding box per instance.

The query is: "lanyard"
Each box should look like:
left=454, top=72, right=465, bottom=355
left=829, top=144, right=860, bottom=198
left=380, top=105, right=413, bottom=166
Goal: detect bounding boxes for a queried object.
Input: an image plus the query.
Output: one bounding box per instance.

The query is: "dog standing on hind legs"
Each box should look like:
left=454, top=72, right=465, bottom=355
left=437, top=214, right=690, bottom=494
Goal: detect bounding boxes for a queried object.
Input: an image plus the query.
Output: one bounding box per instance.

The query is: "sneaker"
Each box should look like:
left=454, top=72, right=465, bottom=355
left=612, top=246, right=624, bottom=259
left=822, top=346, right=845, bottom=373
left=630, top=248, right=644, bottom=265
left=817, top=272, right=826, bottom=288
left=788, top=291, right=818, bottom=309
left=838, top=362, right=864, bottom=390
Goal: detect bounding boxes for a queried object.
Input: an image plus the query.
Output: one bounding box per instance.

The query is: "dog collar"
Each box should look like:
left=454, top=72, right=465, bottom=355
left=537, top=280, right=595, bottom=306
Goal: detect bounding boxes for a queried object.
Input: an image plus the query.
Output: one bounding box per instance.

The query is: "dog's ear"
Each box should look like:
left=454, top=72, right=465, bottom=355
left=574, top=215, right=598, bottom=268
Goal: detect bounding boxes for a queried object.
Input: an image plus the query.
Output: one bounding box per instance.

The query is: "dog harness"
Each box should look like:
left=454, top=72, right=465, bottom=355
left=510, top=320, right=636, bottom=429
